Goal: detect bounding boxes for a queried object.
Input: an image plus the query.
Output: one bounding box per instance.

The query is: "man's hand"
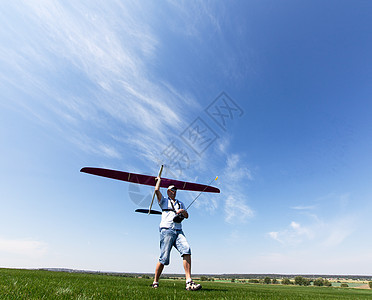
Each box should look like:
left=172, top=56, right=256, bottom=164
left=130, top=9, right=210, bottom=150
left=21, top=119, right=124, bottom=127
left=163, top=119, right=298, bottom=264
left=155, top=176, right=161, bottom=191
left=176, top=209, right=188, bottom=219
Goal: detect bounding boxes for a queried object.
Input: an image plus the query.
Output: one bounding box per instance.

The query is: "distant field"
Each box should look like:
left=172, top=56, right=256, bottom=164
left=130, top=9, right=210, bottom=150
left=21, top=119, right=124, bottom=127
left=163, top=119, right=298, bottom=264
left=1, top=268, right=372, bottom=299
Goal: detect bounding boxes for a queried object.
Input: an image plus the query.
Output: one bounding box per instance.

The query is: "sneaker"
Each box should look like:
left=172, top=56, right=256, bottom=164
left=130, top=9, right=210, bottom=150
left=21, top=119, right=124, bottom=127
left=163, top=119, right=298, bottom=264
left=151, top=282, right=159, bottom=289
left=186, top=280, right=202, bottom=291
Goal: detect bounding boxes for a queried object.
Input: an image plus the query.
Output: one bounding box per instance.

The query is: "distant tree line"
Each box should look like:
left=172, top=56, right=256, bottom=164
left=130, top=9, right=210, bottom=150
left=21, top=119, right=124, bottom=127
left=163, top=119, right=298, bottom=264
left=248, top=279, right=260, bottom=283
left=200, top=276, right=214, bottom=281
left=281, top=278, right=292, bottom=285
left=135, top=273, right=372, bottom=288
left=313, top=278, right=331, bottom=287
left=263, top=277, right=278, bottom=284
left=238, top=276, right=334, bottom=287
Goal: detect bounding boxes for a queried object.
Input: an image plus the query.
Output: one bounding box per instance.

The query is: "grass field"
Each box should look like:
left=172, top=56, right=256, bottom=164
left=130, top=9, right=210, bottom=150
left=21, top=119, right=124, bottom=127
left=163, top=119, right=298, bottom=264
left=1, top=268, right=371, bottom=299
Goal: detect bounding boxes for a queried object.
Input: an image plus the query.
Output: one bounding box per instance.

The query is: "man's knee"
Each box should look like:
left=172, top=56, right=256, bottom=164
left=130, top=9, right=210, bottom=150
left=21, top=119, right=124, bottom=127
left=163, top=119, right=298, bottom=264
left=159, top=257, right=170, bottom=265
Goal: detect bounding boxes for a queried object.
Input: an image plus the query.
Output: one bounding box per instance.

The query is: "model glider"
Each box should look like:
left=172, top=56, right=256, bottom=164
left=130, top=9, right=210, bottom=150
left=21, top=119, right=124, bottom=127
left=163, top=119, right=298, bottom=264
left=80, top=167, right=220, bottom=193
left=80, top=165, right=219, bottom=215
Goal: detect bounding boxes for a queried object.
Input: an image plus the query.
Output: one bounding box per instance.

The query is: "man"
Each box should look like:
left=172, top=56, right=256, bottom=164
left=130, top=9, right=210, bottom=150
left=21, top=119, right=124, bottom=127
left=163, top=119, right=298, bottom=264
left=152, top=176, right=202, bottom=291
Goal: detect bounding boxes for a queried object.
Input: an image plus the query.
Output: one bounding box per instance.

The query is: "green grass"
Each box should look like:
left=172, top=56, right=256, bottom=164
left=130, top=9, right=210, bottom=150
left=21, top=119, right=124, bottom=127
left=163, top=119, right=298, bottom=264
left=1, top=268, right=371, bottom=299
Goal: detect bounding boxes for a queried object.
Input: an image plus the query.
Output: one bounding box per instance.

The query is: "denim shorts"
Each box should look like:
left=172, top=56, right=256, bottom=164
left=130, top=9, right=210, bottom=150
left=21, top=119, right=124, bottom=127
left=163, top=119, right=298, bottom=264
left=159, top=228, right=191, bottom=265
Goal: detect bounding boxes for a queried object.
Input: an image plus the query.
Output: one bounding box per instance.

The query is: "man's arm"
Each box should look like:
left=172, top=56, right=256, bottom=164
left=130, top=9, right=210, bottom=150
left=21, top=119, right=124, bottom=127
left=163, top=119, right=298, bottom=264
left=155, top=176, right=162, bottom=203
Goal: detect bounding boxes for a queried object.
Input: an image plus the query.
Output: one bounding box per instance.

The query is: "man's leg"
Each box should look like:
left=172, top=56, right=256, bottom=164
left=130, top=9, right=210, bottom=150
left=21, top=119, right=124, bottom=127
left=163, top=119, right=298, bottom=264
left=184, top=255, right=201, bottom=291
left=175, top=232, right=201, bottom=290
left=183, top=254, right=192, bottom=282
left=154, top=262, right=164, bottom=283
left=153, top=229, right=176, bottom=287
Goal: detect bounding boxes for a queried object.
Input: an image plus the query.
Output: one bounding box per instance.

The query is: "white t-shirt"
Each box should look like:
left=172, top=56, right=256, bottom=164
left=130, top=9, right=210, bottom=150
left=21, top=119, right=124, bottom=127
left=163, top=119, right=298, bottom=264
left=158, top=196, right=186, bottom=230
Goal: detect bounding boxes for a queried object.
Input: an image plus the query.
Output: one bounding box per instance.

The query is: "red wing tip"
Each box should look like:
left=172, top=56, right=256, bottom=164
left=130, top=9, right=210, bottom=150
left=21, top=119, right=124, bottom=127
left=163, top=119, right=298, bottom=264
left=81, top=167, right=97, bottom=173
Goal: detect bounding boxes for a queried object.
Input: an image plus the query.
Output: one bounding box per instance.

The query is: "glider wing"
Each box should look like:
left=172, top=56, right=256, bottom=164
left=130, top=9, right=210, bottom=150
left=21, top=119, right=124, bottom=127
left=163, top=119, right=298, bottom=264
left=135, top=209, right=162, bottom=215
left=80, top=167, right=220, bottom=193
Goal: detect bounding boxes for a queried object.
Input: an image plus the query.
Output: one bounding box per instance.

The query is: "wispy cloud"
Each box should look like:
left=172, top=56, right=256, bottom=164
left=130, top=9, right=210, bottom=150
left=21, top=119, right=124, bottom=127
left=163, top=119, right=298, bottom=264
left=268, top=212, right=357, bottom=248
left=321, top=216, right=356, bottom=247
left=225, top=195, right=254, bottom=223
left=291, top=205, right=317, bottom=210
left=166, top=0, right=222, bottom=39
left=68, top=133, right=122, bottom=159
left=0, top=1, right=198, bottom=162
left=225, top=154, right=253, bottom=181
left=268, top=221, right=314, bottom=245
left=221, top=153, right=254, bottom=224
left=267, top=192, right=363, bottom=250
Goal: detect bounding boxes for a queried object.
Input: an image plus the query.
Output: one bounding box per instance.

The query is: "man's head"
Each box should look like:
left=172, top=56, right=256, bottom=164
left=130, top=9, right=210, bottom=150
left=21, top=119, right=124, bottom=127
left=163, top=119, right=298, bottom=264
left=167, top=185, right=177, bottom=199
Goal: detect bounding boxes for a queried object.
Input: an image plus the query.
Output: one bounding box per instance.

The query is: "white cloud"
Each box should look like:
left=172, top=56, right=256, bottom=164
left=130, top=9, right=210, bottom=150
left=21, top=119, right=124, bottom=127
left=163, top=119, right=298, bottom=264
left=225, top=195, right=254, bottom=223
left=166, top=0, right=222, bottom=38
left=268, top=192, right=361, bottom=251
left=268, top=231, right=280, bottom=241
left=268, top=213, right=356, bottom=248
left=68, top=133, right=122, bottom=159
left=225, top=154, right=253, bottom=181
left=291, top=205, right=317, bottom=210
left=221, top=154, right=254, bottom=224
left=268, top=221, right=314, bottom=246
left=0, top=1, right=197, bottom=163
left=217, top=136, right=230, bottom=154
left=291, top=221, right=314, bottom=239
left=290, top=221, right=300, bottom=229
left=98, top=144, right=122, bottom=159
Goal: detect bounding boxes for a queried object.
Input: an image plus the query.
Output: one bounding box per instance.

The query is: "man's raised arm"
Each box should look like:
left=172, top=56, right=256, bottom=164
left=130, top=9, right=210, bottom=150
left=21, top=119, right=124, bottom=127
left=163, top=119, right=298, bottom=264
left=155, top=176, right=162, bottom=203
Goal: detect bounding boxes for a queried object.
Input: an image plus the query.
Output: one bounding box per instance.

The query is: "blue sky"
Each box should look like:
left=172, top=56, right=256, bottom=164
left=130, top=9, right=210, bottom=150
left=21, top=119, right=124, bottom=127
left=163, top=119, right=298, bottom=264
left=1, top=0, right=372, bottom=275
